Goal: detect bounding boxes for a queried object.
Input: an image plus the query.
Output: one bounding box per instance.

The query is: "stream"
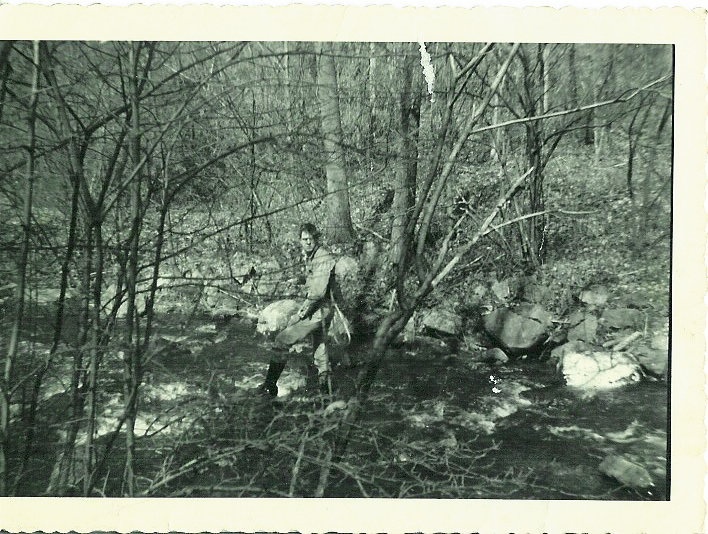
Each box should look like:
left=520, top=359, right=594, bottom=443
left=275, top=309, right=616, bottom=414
left=16, top=313, right=667, bottom=499
left=131, top=316, right=668, bottom=499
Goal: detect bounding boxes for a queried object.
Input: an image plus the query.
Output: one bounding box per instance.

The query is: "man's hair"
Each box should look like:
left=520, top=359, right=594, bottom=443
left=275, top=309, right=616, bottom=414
left=299, top=222, right=320, bottom=242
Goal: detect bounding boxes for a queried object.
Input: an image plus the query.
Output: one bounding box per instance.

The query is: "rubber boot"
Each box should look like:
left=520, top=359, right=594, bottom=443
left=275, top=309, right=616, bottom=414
left=257, top=361, right=285, bottom=398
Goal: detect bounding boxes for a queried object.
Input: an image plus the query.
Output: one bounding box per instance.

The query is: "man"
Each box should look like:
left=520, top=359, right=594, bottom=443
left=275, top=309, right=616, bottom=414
left=257, top=223, right=337, bottom=397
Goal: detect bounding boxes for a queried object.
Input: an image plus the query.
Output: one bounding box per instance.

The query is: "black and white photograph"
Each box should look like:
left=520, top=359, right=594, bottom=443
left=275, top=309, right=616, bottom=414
left=0, top=5, right=704, bottom=534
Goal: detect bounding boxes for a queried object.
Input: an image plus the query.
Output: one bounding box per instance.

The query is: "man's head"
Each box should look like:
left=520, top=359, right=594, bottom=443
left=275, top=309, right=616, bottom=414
left=299, top=223, right=319, bottom=255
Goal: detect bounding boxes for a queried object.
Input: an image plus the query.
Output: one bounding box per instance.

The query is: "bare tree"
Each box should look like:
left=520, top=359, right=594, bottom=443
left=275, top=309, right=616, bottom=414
left=314, top=42, right=354, bottom=244
left=0, top=41, right=39, bottom=497
left=389, top=45, right=421, bottom=265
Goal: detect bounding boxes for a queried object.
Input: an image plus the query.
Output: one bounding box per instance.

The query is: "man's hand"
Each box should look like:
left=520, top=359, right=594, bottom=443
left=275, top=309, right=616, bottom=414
left=297, top=302, right=309, bottom=320
left=287, top=304, right=307, bottom=327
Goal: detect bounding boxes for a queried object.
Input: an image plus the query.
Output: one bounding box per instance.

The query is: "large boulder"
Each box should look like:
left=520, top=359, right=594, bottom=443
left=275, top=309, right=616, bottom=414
left=256, top=298, right=353, bottom=345
left=550, top=340, right=590, bottom=363
left=632, top=322, right=668, bottom=378
left=599, top=455, right=653, bottom=490
left=490, top=278, right=511, bottom=302
left=558, top=350, right=643, bottom=390
left=567, top=312, right=598, bottom=344
left=421, top=307, right=463, bottom=336
left=521, top=282, right=553, bottom=305
left=601, top=308, right=644, bottom=329
left=579, top=286, right=609, bottom=307
left=483, top=303, right=552, bottom=354
left=256, top=299, right=300, bottom=335
left=481, top=347, right=509, bottom=365
left=633, top=343, right=668, bottom=378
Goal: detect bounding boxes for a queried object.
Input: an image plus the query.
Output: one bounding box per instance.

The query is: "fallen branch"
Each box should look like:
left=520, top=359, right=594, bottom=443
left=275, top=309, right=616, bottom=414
left=289, top=419, right=313, bottom=497
left=314, top=444, right=333, bottom=498
left=603, top=331, right=642, bottom=351
left=486, top=210, right=548, bottom=234
left=483, top=206, right=596, bottom=235
left=139, top=443, right=257, bottom=496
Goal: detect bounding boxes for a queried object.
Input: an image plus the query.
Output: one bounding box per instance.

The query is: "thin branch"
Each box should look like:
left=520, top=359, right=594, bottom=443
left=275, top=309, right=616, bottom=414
left=470, top=74, right=671, bottom=136
left=415, top=43, right=521, bottom=270
left=486, top=210, right=548, bottom=234
left=289, top=419, right=312, bottom=497
left=451, top=43, right=495, bottom=107
left=431, top=167, right=533, bottom=288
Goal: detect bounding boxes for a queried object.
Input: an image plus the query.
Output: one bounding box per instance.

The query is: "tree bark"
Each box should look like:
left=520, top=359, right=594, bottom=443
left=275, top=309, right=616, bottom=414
left=1, top=40, right=39, bottom=497
left=389, top=48, right=421, bottom=265
left=593, top=45, right=616, bottom=158
left=122, top=41, right=143, bottom=497
left=81, top=223, right=103, bottom=496
left=367, top=42, right=377, bottom=176
left=314, top=42, right=354, bottom=244
left=0, top=41, right=14, bottom=124
left=567, top=44, right=583, bottom=145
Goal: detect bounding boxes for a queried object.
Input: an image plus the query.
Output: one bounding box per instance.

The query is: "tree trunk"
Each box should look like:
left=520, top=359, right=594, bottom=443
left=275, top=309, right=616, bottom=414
left=390, top=48, right=421, bottom=265
left=532, top=44, right=548, bottom=266
left=567, top=44, right=583, bottom=145
left=517, top=44, right=546, bottom=269
left=594, top=45, right=616, bottom=160
left=0, top=40, right=39, bottom=497
left=248, top=91, right=257, bottom=250
left=314, top=42, right=354, bottom=244
left=82, top=223, right=103, bottom=496
left=282, top=42, right=297, bottom=184
left=0, top=41, right=12, bottom=78
left=367, top=42, right=377, bottom=177
left=48, top=219, right=91, bottom=496
left=16, top=152, right=81, bottom=489
left=142, top=183, right=170, bottom=351
left=541, top=44, right=550, bottom=116
left=123, top=41, right=143, bottom=497
left=0, top=41, right=14, bottom=124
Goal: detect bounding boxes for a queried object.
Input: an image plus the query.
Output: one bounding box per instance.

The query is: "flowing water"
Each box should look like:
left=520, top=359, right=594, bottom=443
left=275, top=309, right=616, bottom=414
left=136, top=317, right=668, bottom=500
left=16, top=314, right=667, bottom=499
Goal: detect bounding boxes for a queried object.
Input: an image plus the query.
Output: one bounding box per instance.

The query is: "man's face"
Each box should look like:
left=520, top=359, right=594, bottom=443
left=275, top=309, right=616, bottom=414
left=300, top=231, right=317, bottom=255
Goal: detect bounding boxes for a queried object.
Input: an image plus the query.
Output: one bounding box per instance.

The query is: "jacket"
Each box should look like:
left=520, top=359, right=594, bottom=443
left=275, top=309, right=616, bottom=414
left=300, top=246, right=337, bottom=319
